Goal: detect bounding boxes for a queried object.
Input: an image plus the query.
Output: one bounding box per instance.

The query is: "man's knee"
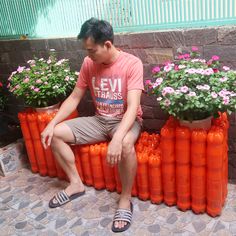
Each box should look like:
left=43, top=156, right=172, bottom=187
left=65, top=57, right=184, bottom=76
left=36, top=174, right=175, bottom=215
left=51, top=123, right=74, bottom=145
left=122, top=136, right=135, bottom=157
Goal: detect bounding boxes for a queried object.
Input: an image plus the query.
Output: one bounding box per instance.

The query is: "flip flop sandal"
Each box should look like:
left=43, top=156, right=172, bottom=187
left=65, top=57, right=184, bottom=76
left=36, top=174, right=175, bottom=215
left=49, top=190, right=85, bottom=208
left=112, top=202, right=133, bottom=233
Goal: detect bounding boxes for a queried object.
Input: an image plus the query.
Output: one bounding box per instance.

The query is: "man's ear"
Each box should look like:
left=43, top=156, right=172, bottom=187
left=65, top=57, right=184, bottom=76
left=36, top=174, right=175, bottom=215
left=104, top=40, right=112, bottom=49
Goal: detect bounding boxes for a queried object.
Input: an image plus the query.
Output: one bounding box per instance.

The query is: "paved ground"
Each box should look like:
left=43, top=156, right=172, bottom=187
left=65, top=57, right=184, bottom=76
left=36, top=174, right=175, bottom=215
left=0, top=166, right=236, bottom=236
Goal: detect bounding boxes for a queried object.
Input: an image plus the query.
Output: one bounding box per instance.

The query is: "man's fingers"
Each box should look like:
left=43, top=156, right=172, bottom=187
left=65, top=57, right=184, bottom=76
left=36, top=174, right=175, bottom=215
left=47, top=135, right=52, bottom=147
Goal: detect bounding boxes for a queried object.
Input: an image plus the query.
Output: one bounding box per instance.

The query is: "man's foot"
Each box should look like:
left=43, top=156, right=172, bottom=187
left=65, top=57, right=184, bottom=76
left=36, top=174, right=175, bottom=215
left=49, top=183, right=85, bottom=208
left=112, top=198, right=133, bottom=232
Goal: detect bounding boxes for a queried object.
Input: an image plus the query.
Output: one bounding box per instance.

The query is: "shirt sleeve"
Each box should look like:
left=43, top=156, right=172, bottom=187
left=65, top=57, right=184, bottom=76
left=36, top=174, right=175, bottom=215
left=76, top=57, right=89, bottom=88
left=127, top=58, right=144, bottom=91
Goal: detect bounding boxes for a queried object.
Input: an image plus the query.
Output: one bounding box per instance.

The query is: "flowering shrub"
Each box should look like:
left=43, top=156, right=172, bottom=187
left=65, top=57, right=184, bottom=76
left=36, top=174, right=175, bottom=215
left=146, top=47, right=236, bottom=121
left=8, top=49, right=78, bottom=108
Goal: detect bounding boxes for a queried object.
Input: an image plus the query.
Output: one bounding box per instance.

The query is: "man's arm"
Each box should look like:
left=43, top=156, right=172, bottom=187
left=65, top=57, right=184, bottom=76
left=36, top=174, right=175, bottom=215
left=49, top=86, right=86, bottom=126
left=107, top=89, right=142, bottom=164
left=41, top=86, right=86, bottom=148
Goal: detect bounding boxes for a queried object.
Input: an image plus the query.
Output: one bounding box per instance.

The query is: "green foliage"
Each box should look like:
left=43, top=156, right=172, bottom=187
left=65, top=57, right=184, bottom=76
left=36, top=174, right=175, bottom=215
left=8, top=50, right=78, bottom=108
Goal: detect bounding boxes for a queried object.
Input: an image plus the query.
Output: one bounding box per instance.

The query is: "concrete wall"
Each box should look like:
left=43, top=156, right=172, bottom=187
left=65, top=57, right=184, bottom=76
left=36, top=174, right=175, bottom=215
left=1, top=26, right=236, bottom=178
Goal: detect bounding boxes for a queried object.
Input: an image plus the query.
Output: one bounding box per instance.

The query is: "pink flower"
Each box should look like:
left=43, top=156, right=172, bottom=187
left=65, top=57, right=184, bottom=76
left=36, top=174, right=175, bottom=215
left=184, top=53, right=190, bottom=58
left=34, top=88, right=40, bottom=92
left=164, top=65, right=172, bottom=72
left=162, top=87, right=175, bottom=96
left=164, top=99, right=171, bottom=106
left=30, top=86, right=35, bottom=90
left=15, top=85, right=20, bottom=89
left=178, top=55, right=184, bottom=59
left=155, top=77, right=163, bottom=85
left=211, top=92, right=218, bottom=98
left=17, top=66, right=25, bottom=73
left=180, top=86, right=189, bottom=93
left=212, top=55, right=220, bottom=61
left=64, top=76, right=70, bottom=82
left=23, top=78, right=30, bottom=83
left=223, top=96, right=230, bottom=105
left=47, top=59, right=52, bottom=64
left=219, top=77, right=228, bottom=82
left=174, top=65, right=179, bottom=71
left=44, top=82, right=48, bottom=85
left=36, top=79, right=42, bottom=84
left=152, top=66, right=160, bottom=74
left=191, top=46, right=198, bottom=51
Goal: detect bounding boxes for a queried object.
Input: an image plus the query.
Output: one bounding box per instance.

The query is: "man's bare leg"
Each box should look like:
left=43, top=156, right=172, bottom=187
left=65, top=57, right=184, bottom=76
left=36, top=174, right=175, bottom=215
left=51, top=123, right=85, bottom=196
left=114, top=132, right=137, bottom=229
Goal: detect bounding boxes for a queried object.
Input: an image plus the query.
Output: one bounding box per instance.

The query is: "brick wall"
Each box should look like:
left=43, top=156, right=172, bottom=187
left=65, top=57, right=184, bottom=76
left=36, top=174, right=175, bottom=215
left=1, top=26, right=236, bottom=178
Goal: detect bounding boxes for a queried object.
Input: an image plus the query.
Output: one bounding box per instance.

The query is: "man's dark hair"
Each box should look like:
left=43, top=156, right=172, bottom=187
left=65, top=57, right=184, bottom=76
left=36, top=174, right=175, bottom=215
left=77, top=18, right=114, bottom=44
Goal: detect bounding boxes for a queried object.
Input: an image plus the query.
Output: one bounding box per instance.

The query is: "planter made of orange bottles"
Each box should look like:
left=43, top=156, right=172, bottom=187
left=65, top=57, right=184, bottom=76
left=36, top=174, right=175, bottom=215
left=27, top=112, right=47, bottom=176
left=79, top=145, right=93, bottom=186
left=101, top=143, right=116, bottom=192
left=18, top=112, right=38, bottom=173
left=89, top=144, right=105, bottom=190
left=137, top=152, right=149, bottom=201
left=148, top=151, right=163, bottom=204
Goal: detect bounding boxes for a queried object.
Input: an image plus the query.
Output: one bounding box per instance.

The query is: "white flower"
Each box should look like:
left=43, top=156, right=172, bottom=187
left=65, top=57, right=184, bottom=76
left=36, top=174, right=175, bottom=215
left=223, top=66, right=230, bottom=71
left=188, top=92, right=196, bottom=97
left=178, top=65, right=186, bottom=69
left=156, top=97, right=162, bottom=101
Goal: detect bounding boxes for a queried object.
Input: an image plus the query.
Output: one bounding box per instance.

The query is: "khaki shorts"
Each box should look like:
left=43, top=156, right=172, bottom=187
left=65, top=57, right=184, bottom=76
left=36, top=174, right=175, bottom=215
left=64, top=115, right=142, bottom=145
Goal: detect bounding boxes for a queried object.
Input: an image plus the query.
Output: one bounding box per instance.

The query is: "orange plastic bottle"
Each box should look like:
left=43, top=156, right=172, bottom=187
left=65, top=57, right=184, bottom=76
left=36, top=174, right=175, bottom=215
left=131, top=176, right=138, bottom=197
left=37, top=113, right=57, bottom=177
left=79, top=145, right=93, bottom=186
left=206, top=126, right=224, bottom=217
left=160, top=120, right=176, bottom=206
left=175, top=126, right=191, bottom=211
left=191, top=129, right=207, bottom=213
left=148, top=149, right=163, bottom=204
left=18, top=112, right=38, bottom=173
left=27, top=112, right=47, bottom=176
left=218, top=113, right=229, bottom=206
left=114, top=165, right=122, bottom=193
left=101, top=142, right=116, bottom=192
left=89, top=144, right=105, bottom=190
left=137, top=151, right=149, bottom=200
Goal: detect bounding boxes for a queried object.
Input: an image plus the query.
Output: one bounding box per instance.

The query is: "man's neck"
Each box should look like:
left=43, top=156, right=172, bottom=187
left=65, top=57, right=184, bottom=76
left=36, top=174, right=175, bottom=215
left=103, top=47, right=120, bottom=65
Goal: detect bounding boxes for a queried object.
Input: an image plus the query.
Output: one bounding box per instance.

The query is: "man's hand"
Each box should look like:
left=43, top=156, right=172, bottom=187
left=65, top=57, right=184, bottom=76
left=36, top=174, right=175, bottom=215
left=41, top=122, right=55, bottom=149
left=107, top=138, right=122, bottom=166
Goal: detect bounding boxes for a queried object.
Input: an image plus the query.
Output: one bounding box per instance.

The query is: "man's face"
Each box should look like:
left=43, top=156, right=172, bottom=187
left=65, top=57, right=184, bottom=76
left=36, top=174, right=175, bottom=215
left=83, top=37, right=109, bottom=64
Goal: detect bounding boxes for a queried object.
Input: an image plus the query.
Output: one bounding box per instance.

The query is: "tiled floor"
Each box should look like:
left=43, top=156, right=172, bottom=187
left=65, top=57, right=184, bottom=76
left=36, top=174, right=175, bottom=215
left=0, top=166, right=236, bottom=236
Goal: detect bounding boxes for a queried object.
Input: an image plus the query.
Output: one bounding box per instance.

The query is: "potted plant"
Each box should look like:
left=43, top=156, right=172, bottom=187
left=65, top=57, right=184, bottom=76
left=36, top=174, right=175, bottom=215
left=7, top=49, right=78, bottom=112
left=146, top=47, right=236, bottom=129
